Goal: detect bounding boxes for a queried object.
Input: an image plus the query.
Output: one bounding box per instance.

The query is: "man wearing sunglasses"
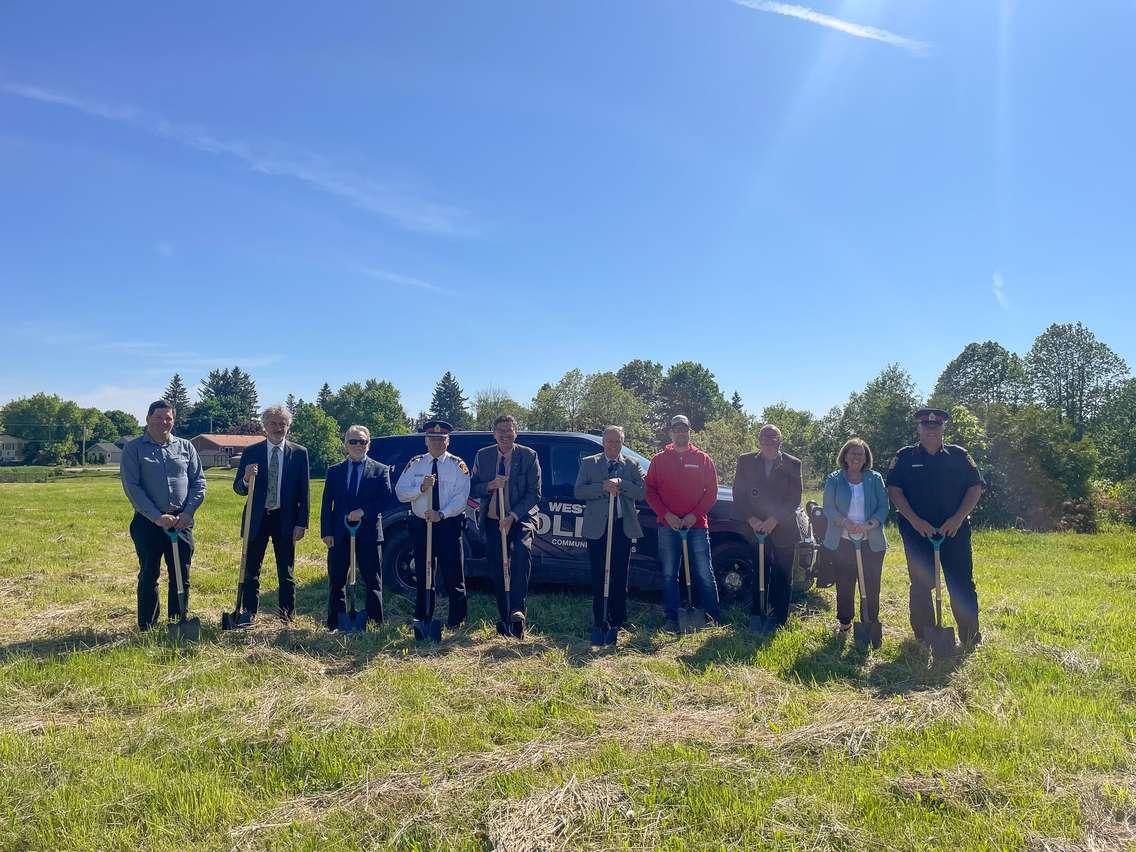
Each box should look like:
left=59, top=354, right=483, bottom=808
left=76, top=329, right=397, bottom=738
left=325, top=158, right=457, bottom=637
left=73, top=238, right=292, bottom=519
left=886, top=407, right=986, bottom=649
left=320, top=425, right=393, bottom=630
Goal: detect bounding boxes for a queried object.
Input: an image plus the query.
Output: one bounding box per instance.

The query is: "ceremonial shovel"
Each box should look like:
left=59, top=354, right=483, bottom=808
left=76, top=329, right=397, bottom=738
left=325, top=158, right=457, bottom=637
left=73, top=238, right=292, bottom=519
left=676, top=529, right=705, bottom=633
left=748, top=531, right=775, bottom=634
left=337, top=517, right=367, bottom=634
left=222, top=468, right=257, bottom=630
left=590, top=492, right=619, bottom=647
left=927, top=533, right=956, bottom=657
left=413, top=518, right=443, bottom=642
left=165, top=529, right=200, bottom=642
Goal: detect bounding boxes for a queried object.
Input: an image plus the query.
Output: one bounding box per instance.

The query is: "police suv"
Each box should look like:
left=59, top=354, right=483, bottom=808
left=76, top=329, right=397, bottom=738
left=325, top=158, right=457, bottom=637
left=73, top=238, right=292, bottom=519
left=371, top=431, right=816, bottom=603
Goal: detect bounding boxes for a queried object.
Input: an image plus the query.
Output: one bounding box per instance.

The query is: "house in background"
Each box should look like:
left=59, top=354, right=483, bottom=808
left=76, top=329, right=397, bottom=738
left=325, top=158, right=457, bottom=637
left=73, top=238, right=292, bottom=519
left=86, top=442, right=124, bottom=465
left=190, top=434, right=265, bottom=468
left=0, top=435, right=27, bottom=464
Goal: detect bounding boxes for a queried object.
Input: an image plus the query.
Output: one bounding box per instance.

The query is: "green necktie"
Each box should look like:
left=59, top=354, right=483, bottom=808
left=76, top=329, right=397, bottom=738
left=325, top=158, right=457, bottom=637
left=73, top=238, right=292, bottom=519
left=266, top=445, right=281, bottom=510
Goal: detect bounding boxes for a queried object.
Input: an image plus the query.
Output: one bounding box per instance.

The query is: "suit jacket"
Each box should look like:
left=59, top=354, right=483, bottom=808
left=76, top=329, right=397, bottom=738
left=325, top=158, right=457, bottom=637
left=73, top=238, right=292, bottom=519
left=574, top=452, right=645, bottom=540
left=320, top=457, right=392, bottom=543
left=233, top=440, right=311, bottom=540
left=469, top=443, right=541, bottom=528
left=822, top=468, right=890, bottom=552
left=733, top=451, right=804, bottom=547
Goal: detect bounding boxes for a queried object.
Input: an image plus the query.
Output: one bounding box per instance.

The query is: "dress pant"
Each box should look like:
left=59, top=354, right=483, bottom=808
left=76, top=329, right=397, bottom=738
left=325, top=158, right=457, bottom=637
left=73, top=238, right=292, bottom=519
left=242, top=509, right=296, bottom=617
left=587, top=524, right=631, bottom=629
left=130, top=512, right=193, bottom=630
left=410, top=515, right=467, bottom=627
left=899, top=523, right=980, bottom=645
left=753, top=541, right=794, bottom=625
left=485, top=517, right=533, bottom=623
left=829, top=538, right=884, bottom=625
left=326, top=534, right=383, bottom=629
left=657, top=527, right=721, bottom=623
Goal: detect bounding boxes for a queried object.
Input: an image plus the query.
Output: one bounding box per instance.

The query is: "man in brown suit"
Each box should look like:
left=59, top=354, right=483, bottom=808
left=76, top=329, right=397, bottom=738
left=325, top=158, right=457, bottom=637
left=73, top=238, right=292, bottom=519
left=733, top=424, right=804, bottom=625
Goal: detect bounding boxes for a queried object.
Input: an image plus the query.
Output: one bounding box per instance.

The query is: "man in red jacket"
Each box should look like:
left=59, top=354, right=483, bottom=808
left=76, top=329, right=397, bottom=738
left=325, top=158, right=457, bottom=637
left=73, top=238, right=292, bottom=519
left=645, top=414, right=722, bottom=631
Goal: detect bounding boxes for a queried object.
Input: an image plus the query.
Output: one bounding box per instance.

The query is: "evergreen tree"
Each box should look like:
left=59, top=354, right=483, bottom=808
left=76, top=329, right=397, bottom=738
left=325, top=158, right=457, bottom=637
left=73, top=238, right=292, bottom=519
left=730, top=391, right=744, bottom=414
left=285, top=393, right=297, bottom=414
left=164, top=373, right=192, bottom=432
left=429, top=371, right=472, bottom=429
left=317, top=382, right=333, bottom=409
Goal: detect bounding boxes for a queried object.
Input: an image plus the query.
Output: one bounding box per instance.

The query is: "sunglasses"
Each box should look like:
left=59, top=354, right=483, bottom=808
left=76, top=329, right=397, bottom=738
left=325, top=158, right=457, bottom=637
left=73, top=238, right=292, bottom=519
left=346, top=438, right=368, bottom=446
left=918, top=420, right=944, bottom=428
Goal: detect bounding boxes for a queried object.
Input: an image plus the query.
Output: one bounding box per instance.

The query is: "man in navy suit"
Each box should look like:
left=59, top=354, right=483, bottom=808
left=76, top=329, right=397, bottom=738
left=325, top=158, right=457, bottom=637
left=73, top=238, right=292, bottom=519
left=320, top=424, right=392, bottom=630
left=233, top=404, right=311, bottom=621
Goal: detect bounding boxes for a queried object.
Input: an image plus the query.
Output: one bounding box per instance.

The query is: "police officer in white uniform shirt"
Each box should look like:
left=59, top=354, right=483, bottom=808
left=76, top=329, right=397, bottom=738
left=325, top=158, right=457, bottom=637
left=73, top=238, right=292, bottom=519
left=395, top=420, right=472, bottom=628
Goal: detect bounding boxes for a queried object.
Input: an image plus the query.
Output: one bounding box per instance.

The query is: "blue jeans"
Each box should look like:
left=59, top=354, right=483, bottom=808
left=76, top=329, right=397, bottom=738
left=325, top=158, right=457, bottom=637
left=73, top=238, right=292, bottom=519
left=657, top=527, right=721, bottom=622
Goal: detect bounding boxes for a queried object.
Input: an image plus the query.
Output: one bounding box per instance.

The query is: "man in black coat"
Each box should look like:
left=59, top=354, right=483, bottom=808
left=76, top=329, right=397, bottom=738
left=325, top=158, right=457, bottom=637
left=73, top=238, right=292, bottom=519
left=469, top=414, right=542, bottom=636
left=233, top=404, right=311, bottom=621
left=320, top=425, right=392, bottom=630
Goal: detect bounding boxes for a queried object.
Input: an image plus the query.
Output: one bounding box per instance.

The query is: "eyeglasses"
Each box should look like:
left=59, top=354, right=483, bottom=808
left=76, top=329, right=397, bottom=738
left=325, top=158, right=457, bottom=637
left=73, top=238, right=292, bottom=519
left=346, top=438, right=368, bottom=446
left=670, top=426, right=690, bottom=432
left=918, top=420, right=944, bottom=428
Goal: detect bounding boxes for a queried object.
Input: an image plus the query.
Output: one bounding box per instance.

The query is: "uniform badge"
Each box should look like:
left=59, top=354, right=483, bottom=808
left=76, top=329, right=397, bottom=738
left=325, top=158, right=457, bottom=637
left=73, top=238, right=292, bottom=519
left=404, top=455, right=422, bottom=473
left=457, top=460, right=469, bottom=475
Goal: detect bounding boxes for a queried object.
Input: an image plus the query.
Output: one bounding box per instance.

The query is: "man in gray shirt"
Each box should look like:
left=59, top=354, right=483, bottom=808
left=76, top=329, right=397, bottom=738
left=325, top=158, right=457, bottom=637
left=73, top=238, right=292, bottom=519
left=121, top=399, right=207, bottom=630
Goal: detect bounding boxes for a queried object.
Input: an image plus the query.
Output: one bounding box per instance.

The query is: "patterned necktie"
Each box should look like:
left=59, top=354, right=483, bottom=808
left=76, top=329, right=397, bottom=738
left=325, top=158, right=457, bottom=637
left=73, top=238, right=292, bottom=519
left=430, top=458, right=440, bottom=513
left=266, top=445, right=281, bottom=510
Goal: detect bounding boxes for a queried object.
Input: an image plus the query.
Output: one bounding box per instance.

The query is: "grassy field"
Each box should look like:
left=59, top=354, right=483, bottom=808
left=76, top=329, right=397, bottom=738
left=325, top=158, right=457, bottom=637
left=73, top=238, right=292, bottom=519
left=1, top=471, right=1134, bottom=851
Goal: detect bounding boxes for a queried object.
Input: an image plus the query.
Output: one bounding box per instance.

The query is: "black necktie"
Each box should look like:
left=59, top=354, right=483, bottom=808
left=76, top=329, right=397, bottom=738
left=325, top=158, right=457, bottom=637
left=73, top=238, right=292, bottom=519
left=498, top=455, right=506, bottom=476
left=430, top=458, right=440, bottom=512
left=349, top=461, right=360, bottom=500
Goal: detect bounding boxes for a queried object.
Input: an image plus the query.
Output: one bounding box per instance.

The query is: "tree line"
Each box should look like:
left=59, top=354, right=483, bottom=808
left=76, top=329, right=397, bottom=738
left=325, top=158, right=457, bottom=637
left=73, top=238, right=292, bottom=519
left=2, top=322, right=1132, bottom=529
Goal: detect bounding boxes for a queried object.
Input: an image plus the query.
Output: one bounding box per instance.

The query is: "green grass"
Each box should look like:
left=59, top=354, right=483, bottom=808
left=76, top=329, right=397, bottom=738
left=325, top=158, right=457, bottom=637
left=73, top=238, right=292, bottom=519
left=1, top=472, right=1133, bottom=850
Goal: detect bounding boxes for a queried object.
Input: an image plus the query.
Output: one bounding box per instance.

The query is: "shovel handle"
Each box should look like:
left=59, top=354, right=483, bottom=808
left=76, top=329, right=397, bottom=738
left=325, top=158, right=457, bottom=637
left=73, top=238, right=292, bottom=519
left=165, top=529, right=185, bottom=595
left=237, top=469, right=257, bottom=584
left=498, top=488, right=510, bottom=593
left=425, top=518, right=433, bottom=589
left=602, top=492, right=615, bottom=601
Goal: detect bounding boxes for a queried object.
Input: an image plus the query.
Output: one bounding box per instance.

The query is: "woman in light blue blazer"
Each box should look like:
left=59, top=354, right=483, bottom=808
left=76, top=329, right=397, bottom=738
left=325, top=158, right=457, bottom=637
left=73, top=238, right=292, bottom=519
left=822, top=438, right=890, bottom=633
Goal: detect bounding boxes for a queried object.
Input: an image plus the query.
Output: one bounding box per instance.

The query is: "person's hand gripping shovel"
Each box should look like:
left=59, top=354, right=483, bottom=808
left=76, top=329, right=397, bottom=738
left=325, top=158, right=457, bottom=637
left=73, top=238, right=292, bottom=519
left=590, top=492, right=619, bottom=647
left=165, top=528, right=200, bottom=643
left=849, top=533, right=882, bottom=650
left=927, top=533, right=956, bottom=657
left=337, top=517, right=367, bottom=634
left=676, top=528, right=705, bottom=633
left=748, top=532, right=775, bottom=634
left=413, top=517, right=443, bottom=643
left=222, top=467, right=257, bottom=630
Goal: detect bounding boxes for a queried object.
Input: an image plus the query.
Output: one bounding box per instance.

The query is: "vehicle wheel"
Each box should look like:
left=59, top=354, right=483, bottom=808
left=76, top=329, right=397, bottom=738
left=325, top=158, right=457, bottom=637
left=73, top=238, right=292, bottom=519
left=712, top=540, right=753, bottom=606
left=382, top=527, right=417, bottom=597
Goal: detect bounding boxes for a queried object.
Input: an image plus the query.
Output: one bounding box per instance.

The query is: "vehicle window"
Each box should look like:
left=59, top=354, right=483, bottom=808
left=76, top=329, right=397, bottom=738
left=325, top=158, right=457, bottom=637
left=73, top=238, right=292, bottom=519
left=621, top=446, right=651, bottom=472
left=549, top=442, right=592, bottom=495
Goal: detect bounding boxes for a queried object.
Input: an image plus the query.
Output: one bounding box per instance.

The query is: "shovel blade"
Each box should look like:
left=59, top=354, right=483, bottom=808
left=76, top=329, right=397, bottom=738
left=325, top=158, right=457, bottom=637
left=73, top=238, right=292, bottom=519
left=748, top=613, right=775, bottom=634
left=589, top=624, right=605, bottom=646
left=220, top=610, right=254, bottom=631
left=428, top=619, right=443, bottom=643
left=496, top=620, right=511, bottom=637
left=167, top=617, right=201, bottom=643
left=869, top=621, right=884, bottom=649
left=678, top=607, right=705, bottom=634
left=337, top=610, right=366, bottom=634
left=853, top=621, right=870, bottom=649
left=932, top=626, right=957, bottom=657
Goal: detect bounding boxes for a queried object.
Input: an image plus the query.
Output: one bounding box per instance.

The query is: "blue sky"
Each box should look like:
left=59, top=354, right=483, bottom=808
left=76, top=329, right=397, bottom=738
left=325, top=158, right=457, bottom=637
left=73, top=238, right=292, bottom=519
left=2, top=1, right=1133, bottom=423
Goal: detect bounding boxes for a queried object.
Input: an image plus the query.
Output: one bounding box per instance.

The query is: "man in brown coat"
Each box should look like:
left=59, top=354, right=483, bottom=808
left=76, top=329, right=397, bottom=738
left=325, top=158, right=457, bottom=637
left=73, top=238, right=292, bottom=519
left=732, top=424, right=803, bottom=625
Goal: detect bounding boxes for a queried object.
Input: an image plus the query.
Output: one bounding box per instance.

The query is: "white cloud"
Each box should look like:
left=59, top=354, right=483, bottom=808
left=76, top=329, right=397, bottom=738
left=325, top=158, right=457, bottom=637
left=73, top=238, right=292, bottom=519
left=2, top=82, right=467, bottom=235
left=731, top=1, right=930, bottom=56
left=361, top=267, right=456, bottom=295
left=72, top=384, right=164, bottom=419
left=992, top=271, right=1010, bottom=310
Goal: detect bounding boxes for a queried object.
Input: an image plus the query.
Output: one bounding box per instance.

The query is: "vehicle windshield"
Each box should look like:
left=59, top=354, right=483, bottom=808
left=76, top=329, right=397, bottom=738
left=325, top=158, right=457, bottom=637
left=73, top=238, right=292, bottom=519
left=621, top=446, right=650, bottom=472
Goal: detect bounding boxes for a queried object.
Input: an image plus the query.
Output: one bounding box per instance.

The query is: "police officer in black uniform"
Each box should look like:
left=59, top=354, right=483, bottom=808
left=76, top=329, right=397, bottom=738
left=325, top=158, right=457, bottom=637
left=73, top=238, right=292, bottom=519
left=886, top=407, right=986, bottom=648
left=394, top=419, right=472, bottom=629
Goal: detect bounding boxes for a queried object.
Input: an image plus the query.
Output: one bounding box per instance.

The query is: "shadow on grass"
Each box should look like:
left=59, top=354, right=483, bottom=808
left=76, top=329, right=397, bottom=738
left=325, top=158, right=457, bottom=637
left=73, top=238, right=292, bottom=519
left=0, top=626, right=207, bottom=663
